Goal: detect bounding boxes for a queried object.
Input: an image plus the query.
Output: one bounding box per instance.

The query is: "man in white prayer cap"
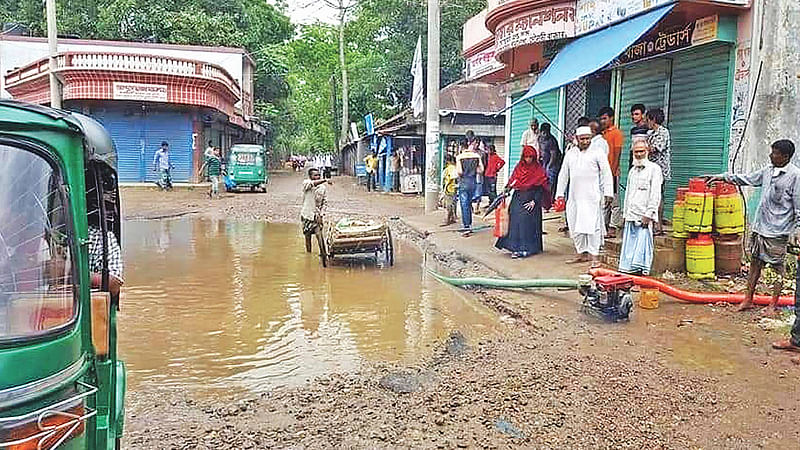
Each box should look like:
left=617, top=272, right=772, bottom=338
left=555, top=126, right=614, bottom=265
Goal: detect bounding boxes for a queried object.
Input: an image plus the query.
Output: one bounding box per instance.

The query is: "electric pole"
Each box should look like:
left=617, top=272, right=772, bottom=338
left=46, top=0, right=61, bottom=109
left=424, top=0, right=440, bottom=213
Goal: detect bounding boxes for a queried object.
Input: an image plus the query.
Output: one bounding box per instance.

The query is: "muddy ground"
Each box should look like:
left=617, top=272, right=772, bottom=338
left=123, top=172, right=800, bottom=449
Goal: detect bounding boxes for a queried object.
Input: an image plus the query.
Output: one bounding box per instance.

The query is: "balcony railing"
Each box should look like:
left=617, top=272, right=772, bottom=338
left=5, top=51, right=241, bottom=97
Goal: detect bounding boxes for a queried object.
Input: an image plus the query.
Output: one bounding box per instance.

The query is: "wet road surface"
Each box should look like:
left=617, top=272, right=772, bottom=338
left=119, top=218, right=501, bottom=394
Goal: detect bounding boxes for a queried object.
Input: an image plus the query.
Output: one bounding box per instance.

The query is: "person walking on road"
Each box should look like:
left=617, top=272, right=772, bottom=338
left=484, top=144, right=505, bottom=204
left=440, top=153, right=459, bottom=226
left=301, top=167, right=330, bottom=255
left=456, top=141, right=484, bottom=236
left=600, top=107, right=625, bottom=238
left=646, top=108, right=671, bottom=234
left=390, top=150, right=401, bottom=192
left=495, top=146, right=548, bottom=259
left=153, top=141, right=173, bottom=191
left=618, top=140, right=662, bottom=275
left=199, top=147, right=224, bottom=199
left=556, top=126, right=613, bottom=266
left=708, top=139, right=800, bottom=314
left=364, top=151, right=378, bottom=192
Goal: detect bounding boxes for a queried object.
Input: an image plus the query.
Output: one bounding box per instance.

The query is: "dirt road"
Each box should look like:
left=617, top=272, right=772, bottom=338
left=123, top=172, right=800, bottom=449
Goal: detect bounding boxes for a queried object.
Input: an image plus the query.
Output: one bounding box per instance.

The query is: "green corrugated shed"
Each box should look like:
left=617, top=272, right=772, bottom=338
left=666, top=43, right=733, bottom=214
left=617, top=59, right=670, bottom=204
left=508, top=88, right=561, bottom=168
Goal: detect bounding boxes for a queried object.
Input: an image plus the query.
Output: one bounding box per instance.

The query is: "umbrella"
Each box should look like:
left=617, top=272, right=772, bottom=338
left=482, top=191, right=509, bottom=219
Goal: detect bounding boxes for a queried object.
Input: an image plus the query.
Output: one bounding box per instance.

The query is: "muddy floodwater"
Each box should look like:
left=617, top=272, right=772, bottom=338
left=118, top=218, right=501, bottom=394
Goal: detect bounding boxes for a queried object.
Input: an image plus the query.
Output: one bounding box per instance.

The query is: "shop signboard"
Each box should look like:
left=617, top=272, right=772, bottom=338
left=615, top=15, right=720, bottom=65
left=364, top=113, right=375, bottom=135
left=112, top=82, right=167, bottom=102
left=465, top=46, right=505, bottom=81
left=495, top=2, right=576, bottom=56
left=575, top=0, right=673, bottom=35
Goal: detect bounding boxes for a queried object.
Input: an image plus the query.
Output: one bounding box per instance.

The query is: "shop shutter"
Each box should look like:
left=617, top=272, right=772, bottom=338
left=666, top=43, right=733, bottom=216
left=508, top=88, right=560, bottom=168
left=617, top=59, right=670, bottom=206
left=89, top=106, right=145, bottom=182
left=508, top=92, right=532, bottom=169
left=142, top=110, right=193, bottom=183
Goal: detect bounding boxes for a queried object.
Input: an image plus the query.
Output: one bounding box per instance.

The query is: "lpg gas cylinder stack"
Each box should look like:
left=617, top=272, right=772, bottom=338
left=712, top=180, right=745, bottom=275
left=684, top=178, right=715, bottom=279
left=675, top=178, right=745, bottom=280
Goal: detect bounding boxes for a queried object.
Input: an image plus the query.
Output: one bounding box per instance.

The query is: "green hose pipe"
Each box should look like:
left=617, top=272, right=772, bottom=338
left=428, top=271, right=579, bottom=290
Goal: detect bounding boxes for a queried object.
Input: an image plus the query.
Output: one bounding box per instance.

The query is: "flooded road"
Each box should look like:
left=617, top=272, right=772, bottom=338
left=119, top=218, right=501, bottom=394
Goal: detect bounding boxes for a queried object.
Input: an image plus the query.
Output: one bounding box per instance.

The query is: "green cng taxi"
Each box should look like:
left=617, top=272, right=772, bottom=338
left=226, top=144, right=267, bottom=192
left=0, top=100, right=125, bottom=449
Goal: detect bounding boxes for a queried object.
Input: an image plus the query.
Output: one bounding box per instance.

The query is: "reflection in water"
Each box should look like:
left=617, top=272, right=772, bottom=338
left=119, top=219, right=500, bottom=393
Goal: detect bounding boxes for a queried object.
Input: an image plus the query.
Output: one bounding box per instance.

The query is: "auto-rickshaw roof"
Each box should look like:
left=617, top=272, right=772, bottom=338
left=0, top=99, right=117, bottom=171
left=230, top=144, right=264, bottom=153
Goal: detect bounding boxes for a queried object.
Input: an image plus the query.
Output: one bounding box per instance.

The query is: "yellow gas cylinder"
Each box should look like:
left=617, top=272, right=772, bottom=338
left=638, top=287, right=660, bottom=309
left=684, top=178, right=713, bottom=233
left=672, top=187, right=689, bottom=238
left=713, top=181, right=745, bottom=234
left=686, top=234, right=715, bottom=280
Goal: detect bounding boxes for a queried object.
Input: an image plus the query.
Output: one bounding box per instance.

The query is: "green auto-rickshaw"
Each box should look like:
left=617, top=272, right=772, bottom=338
left=226, top=144, right=268, bottom=192
left=0, top=100, right=126, bottom=449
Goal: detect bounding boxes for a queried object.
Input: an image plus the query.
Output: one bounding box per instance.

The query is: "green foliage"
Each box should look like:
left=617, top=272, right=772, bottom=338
left=3, top=0, right=485, bottom=154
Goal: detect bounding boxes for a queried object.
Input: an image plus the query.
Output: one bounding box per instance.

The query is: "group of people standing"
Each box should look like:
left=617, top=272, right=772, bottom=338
left=445, top=104, right=671, bottom=273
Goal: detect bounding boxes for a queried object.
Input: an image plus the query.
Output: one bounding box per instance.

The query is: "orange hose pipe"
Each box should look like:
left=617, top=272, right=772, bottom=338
left=589, top=268, right=795, bottom=307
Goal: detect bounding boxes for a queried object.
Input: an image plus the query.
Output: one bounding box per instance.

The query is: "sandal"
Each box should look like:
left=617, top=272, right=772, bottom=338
left=772, top=339, right=800, bottom=353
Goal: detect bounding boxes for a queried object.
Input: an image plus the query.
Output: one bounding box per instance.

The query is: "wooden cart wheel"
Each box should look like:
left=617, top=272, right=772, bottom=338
left=385, top=228, right=394, bottom=267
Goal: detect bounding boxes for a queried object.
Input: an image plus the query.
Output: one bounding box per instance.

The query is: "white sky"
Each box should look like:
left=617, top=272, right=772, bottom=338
left=278, top=1, right=339, bottom=25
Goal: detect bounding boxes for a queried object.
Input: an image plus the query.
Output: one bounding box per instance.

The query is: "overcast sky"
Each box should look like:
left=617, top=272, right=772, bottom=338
left=279, top=1, right=339, bottom=25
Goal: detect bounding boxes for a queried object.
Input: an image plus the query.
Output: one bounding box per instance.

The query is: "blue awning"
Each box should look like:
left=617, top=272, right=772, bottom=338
left=500, top=3, right=675, bottom=114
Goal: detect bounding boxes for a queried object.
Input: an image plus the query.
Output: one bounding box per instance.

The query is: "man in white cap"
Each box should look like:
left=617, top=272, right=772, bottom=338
left=556, top=126, right=614, bottom=265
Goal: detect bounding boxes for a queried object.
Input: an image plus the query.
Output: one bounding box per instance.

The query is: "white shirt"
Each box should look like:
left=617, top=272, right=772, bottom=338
left=556, top=145, right=613, bottom=235
left=301, top=180, right=326, bottom=221
left=591, top=134, right=609, bottom=156
left=520, top=129, right=539, bottom=149
left=623, top=159, right=663, bottom=222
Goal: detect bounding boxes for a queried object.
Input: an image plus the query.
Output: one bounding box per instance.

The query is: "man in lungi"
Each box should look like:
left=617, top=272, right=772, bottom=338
left=709, top=139, right=800, bottom=313
left=556, top=126, right=614, bottom=266
left=618, top=139, right=662, bottom=275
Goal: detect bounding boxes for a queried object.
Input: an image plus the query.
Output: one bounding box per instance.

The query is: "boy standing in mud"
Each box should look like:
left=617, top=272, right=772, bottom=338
left=301, top=168, right=330, bottom=254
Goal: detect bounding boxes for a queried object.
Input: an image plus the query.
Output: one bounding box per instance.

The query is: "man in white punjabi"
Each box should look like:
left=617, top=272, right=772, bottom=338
left=556, top=126, right=614, bottom=266
left=618, top=139, right=662, bottom=275
left=708, top=139, right=800, bottom=314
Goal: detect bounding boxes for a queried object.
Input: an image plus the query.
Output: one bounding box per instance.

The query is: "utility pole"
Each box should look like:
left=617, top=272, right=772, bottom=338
left=336, top=2, right=349, bottom=148
left=424, top=0, right=440, bottom=213
left=46, top=0, right=62, bottom=109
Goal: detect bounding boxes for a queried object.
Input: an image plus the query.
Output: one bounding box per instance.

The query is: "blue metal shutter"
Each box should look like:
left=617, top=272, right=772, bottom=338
left=87, top=107, right=145, bottom=182
left=666, top=43, right=733, bottom=213
left=508, top=89, right=560, bottom=168
left=617, top=59, right=670, bottom=208
left=142, top=110, right=193, bottom=183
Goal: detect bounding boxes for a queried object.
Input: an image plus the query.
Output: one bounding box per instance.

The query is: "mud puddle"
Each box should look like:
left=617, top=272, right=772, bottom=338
left=118, top=218, right=502, bottom=395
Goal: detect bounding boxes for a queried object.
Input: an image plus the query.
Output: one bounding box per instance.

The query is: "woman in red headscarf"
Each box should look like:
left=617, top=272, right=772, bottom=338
left=495, top=145, right=550, bottom=258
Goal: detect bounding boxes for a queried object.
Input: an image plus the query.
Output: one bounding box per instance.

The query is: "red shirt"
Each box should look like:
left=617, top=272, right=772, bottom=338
left=485, top=153, right=505, bottom=178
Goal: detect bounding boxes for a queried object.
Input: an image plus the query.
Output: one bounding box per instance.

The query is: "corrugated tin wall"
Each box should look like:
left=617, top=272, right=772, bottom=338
left=508, top=89, right=561, bottom=168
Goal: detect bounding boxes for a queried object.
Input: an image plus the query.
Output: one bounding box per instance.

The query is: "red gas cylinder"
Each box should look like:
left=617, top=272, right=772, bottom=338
left=676, top=187, right=689, bottom=201
left=713, top=181, right=737, bottom=196
left=688, top=177, right=710, bottom=193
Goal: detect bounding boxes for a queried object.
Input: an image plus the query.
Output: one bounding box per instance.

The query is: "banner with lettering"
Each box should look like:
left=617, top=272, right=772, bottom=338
left=495, top=2, right=576, bottom=56
left=615, top=15, right=719, bottom=65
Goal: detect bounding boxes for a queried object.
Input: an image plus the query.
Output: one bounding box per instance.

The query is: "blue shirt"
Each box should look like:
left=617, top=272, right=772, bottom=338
left=153, top=148, right=170, bottom=170
left=722, top=163, right=800, bottom=238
